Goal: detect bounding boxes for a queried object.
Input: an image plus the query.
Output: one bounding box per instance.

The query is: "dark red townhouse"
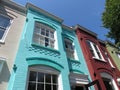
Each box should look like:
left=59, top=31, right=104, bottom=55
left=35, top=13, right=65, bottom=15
left=74, top=25, right=120, bottom=90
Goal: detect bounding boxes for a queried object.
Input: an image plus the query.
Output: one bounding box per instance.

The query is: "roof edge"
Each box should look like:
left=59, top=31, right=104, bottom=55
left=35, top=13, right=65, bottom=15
left=26, top=3, right=63, bottom=23
left=74, top=24, right=97, bottom=37
left=1, top=0, right=26, bottom=15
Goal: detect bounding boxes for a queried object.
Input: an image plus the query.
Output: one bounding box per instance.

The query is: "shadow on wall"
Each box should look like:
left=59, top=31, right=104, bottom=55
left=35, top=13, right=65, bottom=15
left=0, top=62, right=10, bottom=83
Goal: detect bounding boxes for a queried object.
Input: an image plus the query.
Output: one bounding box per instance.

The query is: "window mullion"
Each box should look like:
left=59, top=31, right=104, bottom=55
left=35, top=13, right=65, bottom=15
left=36, top=72, right=38, bottom=90
left=51, top=75, right=53, bottom=90
left=44, top=74, right=45, bottom=90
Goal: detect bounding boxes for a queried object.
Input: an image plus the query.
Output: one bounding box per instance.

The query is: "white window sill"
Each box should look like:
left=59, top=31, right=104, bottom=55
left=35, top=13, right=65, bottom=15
left=0, top=40, right=5, bottom=44
left=92, top=57, right=107, bottom=62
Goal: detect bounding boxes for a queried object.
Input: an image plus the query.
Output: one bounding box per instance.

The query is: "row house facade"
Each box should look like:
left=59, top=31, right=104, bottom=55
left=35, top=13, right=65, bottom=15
left=75, top=24, right=120, bottom=90
left=0, top=0, right=26, bottom=90
left=105, top=41, right=120, bottom=71
left=8, top=3, right=93, bottom=90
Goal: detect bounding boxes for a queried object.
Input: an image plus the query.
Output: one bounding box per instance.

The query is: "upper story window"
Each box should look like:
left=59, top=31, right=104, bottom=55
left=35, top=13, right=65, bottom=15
left=86, top=40, right=104, bottom=60
left=64, top=39, right=75, bottom=59
left=117, top=53, right=120, bottom=59
left=0, top=57, right=6, bottom=74
left=104, top=51, right=115, bottom=68
left=0, top=14, right=11, bottom=42
left=33, top=22, right=55, bottom=49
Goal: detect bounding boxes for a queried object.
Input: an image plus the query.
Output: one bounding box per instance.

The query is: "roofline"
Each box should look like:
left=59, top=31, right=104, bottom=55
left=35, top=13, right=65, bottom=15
left=62, top=24, right=74, bottom=31
left=1, top=0, right=26, bottom=15
left=26, top=3, right=63, bottom=23
left=98, top=39, right=105, bottom=45
left=74, top=24, right=97, bottom=37
left=105, top=40, right=118, bottom=48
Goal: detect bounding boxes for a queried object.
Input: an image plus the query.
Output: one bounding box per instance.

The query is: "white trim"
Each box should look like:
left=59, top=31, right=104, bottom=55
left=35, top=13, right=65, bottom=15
left=108, top=58, right=115, bottom=68
left=64, top=39, right=78, bottom=60
left=0, top=57, right=6, bottom=74
left=87, top=40, right=105, bottom=61
left=69, top=73, right=89, bottom=85
left=0, top=14, right=13, bottom=43
left=117, top=53, right=120, bottom=59
left=27, top=65, right=61, bottom=90
left=117, top=78, right=120, bottom=86
left=101, top=72, right=119, bottom=90
left=54, top=31, right=58, bottom=50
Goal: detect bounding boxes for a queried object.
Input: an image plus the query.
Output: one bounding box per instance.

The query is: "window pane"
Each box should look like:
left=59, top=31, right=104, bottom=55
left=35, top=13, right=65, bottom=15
left=45, top=38, right=49, bottom=47
left=0, top=15, right=10, bottom=28
left=90, top=50, right=95, bottom=57
left=38, top=72, right=44, bottom=82
left=33, top=34, right=40, bottom=44
left=45, top=37, right=49, bottom=43
left=0, top=29, right=5, bottom=39
left=50, top=31, right=54, bottom=38
left=40, top=40, right=45, bottom=46
left=40, top=36, right=44, bottom=41
left=46, top=30, right=49, bottom=37
left=28, top=82, right=36, bottom=90
left=46, top=84, right=51, bottom=90
left=45, top=74, right=51, bottom=83
left=52, top=75, right=58, bottom=83
left=86, top=41, right=96, bottom=57
left=33, top=34, right=39, bottom=40
left=29, top=71, right=37, bottom=81
left=41, top=28, right=45, bottom=35
left=86, top=41, right=92, bottom=50
left=53, top=85, right=58, bottom=90
left=93, top=44, right=99, bottom=52
left=97, top=52, right=102, bottom=59
left=34, top=27, right=40, bottom=34
left=37, top=83, right=44, bottom=90
left=93, top=44, right=102, bottom=59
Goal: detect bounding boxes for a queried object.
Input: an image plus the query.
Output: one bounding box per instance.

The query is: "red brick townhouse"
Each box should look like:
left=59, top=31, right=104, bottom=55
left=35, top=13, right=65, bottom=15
left=74, top=24, right=120, bottom=90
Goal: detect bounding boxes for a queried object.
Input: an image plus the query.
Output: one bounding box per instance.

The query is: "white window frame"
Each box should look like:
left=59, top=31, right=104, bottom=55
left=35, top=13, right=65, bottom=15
left=0, top=57, right=6, bottom=74
left=101, top=72, right=119, bottom=90
left=27, top=66, right=62, bottom=90
left=104, top=52, right=115, bottom=68
left=64, top=39, right=78, bottom=60
left=86, top=40, right=104, bottom=61
left=33, top=22, right=58, bottom=49
left=117, top=53, right=120, bottom=59
left=0, top=14, right=12, bottom=43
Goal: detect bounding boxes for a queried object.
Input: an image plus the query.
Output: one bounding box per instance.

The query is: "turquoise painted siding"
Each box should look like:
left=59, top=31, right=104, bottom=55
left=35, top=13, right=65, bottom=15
left=8, top=8, right=70, bottom=90
left=8, top=4, right=93, bottom=90
left=62, top=28, right=94, bottom=90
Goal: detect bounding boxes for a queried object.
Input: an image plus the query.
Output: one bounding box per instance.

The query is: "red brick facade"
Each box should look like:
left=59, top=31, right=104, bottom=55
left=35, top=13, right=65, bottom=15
left=75, top=25, right=120, bottom=90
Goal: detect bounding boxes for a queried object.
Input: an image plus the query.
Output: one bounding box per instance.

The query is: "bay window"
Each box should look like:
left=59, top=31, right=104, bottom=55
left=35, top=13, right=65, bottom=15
left=33, top=22, right=55, bottom=48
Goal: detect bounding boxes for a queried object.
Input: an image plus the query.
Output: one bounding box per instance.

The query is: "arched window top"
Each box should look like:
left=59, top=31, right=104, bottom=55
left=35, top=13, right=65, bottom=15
left=27, top=65, right=60, bottom=90
left=35, top=21, right=56, bottom=30
left=29, top=65, right=59, bottom=74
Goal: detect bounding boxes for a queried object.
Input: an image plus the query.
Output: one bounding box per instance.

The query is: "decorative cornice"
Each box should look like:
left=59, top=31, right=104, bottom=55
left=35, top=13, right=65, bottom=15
left=62, top=24, right=74, bottom=31
left=1, top=0, right=26, bottom=15
left=74, top=24, right=97, bottom=37
left=26, top=3, right=63, bottom=23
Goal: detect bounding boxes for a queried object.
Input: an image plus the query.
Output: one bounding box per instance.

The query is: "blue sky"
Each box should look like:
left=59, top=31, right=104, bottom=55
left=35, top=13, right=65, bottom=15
left=13, top=0, right=110, bottom=41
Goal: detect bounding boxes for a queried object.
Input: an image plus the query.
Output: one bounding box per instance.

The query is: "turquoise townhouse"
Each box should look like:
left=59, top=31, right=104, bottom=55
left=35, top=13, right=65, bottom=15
left=8, top=3, right=93, bottom=90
